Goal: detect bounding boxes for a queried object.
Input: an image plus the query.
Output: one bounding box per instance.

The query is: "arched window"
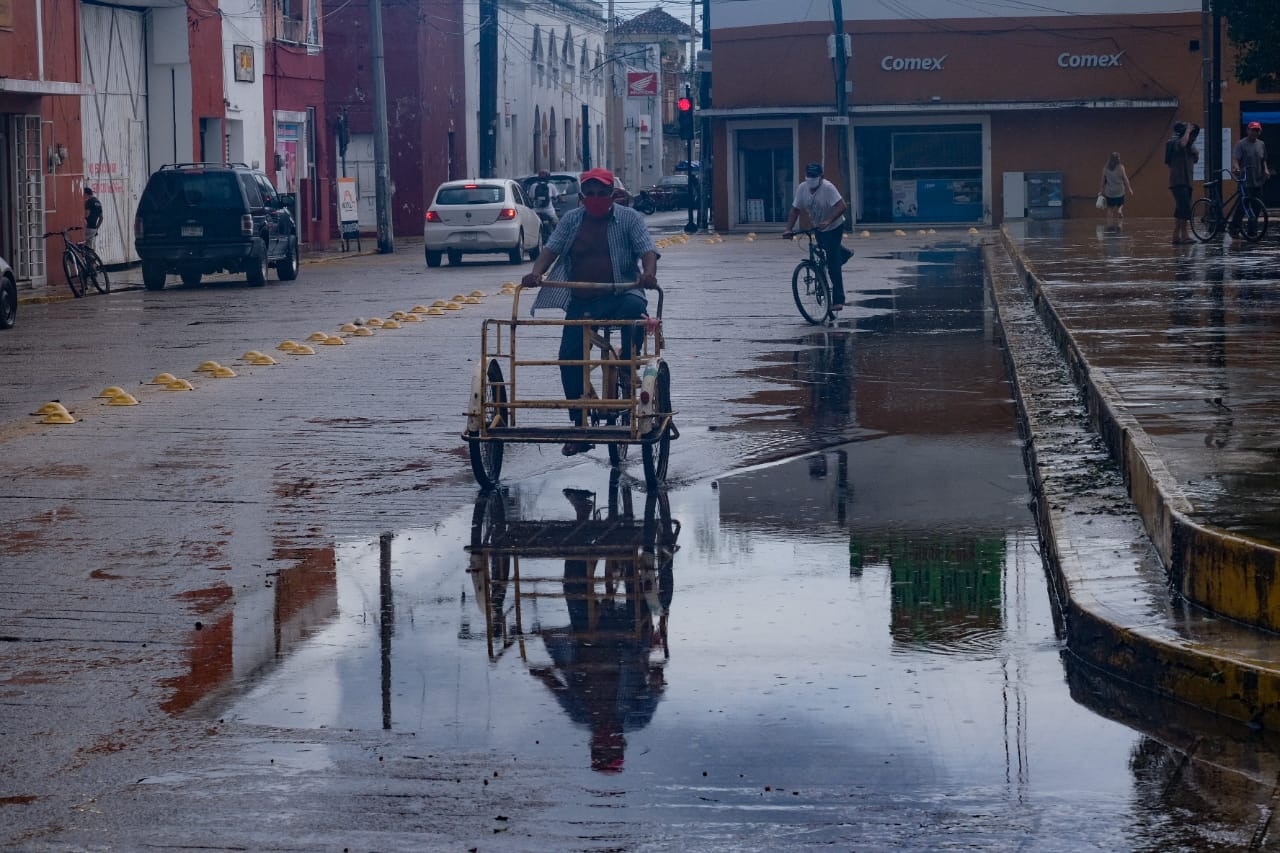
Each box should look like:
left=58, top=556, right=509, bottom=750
left=533, top=105, right=543, bottom=173
left=549, top=107, right=558, bottom=169
left=531, top=26, right=544, bottom=87
left=548, top=32, right=558, bottom=89
left=563, top=27, right=574, bottom=87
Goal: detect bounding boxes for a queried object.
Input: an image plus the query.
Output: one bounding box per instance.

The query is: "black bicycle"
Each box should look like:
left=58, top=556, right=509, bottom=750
left=1191, top=170, right=1269, bottom=243
left=42, top=227, right=109, bottom=297
left=787, top=229, right=833, bottom=325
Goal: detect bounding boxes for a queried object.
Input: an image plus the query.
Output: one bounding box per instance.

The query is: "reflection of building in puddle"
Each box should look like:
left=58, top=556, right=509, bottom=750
left=716, top=428, right=1027, bottom=660
left=1064, top=651, right=1280, bottom=839
left=465, top=478, right=679, bottom=773
left=854, top=537, right=1005, bottom=655
left=163, top=543, right=338, bottom=715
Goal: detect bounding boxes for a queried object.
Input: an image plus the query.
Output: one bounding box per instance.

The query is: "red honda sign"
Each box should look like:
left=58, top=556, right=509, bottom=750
left=626, top=72, right=659, bottom=97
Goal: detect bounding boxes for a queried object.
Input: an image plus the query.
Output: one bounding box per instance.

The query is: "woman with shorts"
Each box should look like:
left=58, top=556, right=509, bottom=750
left=1099, top=152, right=1134, bottom=229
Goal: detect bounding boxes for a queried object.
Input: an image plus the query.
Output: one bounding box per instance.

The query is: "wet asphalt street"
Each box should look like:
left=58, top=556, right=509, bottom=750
left=3, top=224, right=1280, bottom=850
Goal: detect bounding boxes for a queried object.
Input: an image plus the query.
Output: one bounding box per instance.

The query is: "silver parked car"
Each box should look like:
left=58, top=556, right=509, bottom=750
left=517, top=172, right=581, bottom=219
left=424, top=178, right=543, bottom=268
left=0, top=255, right=15, bottom=330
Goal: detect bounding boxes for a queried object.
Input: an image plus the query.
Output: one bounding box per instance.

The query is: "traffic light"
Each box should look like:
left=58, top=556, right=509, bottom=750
left=677, top=93, right=694, bottom=140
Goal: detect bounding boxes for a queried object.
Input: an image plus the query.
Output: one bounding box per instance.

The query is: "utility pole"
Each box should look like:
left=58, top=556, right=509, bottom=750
left=581, top=104, right=592, bottom=170
left=832, top=0, right=851, bottom=231
left=1200, top=1, right=1225, bottom=184
left=1210, top=3, right=1223, bottom=184
left=606, top=0, right=619, bottom=171
left=697, top=0, right=711, bottom=230
left=368, top=0, right=393, bottom=252
left=479, top=0, right=498, bottom=177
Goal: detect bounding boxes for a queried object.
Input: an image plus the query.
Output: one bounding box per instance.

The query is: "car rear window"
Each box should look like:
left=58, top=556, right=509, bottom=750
left=437, top=185, right=504, bottom=205
left=140, top=172, right=243, bottom=210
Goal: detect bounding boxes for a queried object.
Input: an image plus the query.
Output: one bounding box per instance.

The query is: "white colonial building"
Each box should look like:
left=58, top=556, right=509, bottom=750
left=463, top=0, right=609, bottom=181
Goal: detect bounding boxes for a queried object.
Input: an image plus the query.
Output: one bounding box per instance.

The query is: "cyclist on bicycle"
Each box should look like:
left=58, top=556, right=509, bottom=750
left=531, top=169, right=560, bottom=236
left=782, top=162, right=850, bottom=311
left=522, top=167, right=660, bottom=456
left=1231, top=121, right=1270, bottom=235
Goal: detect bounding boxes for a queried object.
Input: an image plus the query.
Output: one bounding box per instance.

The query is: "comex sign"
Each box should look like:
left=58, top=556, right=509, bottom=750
left=1058, top=51, right=1124, bottom=68
left=879, top=51, right=1125, bottom=71
left=881, top=55, right=947, bottom=71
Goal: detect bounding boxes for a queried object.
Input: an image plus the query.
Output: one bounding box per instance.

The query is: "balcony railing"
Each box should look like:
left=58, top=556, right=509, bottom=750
left=277, top=16, right=320, bottom=47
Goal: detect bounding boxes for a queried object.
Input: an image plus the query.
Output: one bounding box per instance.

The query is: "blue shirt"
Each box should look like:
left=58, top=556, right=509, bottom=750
left=532, top=203, right=659, bottom=314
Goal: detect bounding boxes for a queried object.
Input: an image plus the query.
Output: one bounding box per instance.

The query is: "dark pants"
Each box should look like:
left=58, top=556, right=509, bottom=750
left=816, top=228, right=847, bottom=304
left=560, top=291, right=648, bottom=425
left=1171, top=184, right=1193, bottom=220
left=1230, top=184, right=1263, bottom=233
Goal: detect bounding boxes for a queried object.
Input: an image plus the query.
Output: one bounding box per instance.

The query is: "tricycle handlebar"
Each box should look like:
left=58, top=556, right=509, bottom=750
left=513, top=280, right=663, bottom=320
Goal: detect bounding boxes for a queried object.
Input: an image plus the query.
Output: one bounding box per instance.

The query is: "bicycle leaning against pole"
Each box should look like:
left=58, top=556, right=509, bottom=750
left=1191, top=169, right=1269, bottom=243
left=42, top=226, right=110, bottom=298
left=785, top=228, right=835, bottom=325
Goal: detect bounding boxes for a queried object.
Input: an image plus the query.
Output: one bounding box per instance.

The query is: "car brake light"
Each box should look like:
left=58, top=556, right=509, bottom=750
left=241, top=214, right=253, bottom=236
left=498, top=208, right=517, bottom=220
left=425, top=210, right=442, bottom=223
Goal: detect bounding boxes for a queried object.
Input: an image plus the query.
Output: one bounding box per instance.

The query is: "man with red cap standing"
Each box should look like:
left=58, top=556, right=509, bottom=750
left=1231, top=121, right=1270, bottom=235
left=523, top=167, right=660, bottom=456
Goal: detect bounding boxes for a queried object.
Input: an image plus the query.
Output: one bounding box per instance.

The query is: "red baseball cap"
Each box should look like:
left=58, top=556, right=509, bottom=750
left=1248, top=121, right=1263, bottom=130
left=580, top=167, right=615, bottom=188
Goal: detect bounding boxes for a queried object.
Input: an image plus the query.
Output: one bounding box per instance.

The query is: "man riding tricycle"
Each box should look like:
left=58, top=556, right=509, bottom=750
left=463, top=167, right=677, bottom=490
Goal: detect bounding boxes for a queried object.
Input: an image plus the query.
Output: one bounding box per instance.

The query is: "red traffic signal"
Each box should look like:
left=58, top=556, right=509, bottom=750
left=677, top=97, right=694, bottom=140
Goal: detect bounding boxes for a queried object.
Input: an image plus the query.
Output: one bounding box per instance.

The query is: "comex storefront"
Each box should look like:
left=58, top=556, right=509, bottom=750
left=706, top=7, right=1248, bottom=231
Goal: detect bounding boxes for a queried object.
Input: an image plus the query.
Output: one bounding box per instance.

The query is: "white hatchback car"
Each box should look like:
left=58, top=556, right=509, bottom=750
left=424, top=178, right=543, bottom=268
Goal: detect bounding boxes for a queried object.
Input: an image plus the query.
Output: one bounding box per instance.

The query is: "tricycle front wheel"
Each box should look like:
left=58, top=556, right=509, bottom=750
left=642, top=362, right=672, bottom=489
left=469, top=359, right=507, bottom=489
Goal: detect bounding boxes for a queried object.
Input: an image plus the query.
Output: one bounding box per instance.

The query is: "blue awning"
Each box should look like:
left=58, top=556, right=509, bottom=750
left=1242, top=110, right=1280, bottom=125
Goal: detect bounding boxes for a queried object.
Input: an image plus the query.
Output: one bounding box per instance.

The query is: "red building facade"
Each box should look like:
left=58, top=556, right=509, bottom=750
left=0, top=0, right=91, bottom=283
left=324, top=0, right=467, bottom=239
left=264, top=0, right=331, bottom=248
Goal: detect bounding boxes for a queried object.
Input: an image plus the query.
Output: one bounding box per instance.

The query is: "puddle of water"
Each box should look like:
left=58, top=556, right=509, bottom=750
left=175, top=239, right=1280, bottom=846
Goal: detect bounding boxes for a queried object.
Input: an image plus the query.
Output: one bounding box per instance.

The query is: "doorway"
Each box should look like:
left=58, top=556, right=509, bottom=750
left=855, top=123, right=983, bottom=224
left=734, top=128, right=793, bottom=226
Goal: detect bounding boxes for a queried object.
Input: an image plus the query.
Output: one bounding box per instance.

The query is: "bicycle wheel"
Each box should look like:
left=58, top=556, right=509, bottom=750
left=1240, top=196, right=1269, bottom=242
left=1190, top=198, right=1221, bottom=242
left=606, top=362, right=631, bottom=467
left=791, top=260, right=830, bottom=325
left=61, top=250, right=86, bottom=298
left=641, top=362, right=671, bottom=490
left=468, top=359, right=506, bottom=490
left=84, top=250, right=109, bottom=294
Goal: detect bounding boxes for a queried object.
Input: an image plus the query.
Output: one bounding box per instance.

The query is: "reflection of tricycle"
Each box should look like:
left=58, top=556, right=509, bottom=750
left=465, top=479, right=679, bottom=663
left=466, top=480, right=678, bottom=772
left=463, top=282, right=677, bottom=490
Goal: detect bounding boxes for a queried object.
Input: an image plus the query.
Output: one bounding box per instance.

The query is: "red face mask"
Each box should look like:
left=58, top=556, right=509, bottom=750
left=581, top=194, right=613, bottom=218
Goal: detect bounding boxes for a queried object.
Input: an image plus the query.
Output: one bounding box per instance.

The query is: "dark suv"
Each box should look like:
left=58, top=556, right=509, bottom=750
left=134, top=162, right=300, bottom=290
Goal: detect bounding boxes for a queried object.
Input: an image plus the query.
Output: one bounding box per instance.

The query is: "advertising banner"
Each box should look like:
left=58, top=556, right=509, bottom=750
left=338, top=176, right=359, bottom=239
left=627, top=72, right=658, bottom=97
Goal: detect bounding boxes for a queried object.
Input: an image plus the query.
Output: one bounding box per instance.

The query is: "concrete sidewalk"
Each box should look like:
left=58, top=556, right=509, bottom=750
left=994, top=217, right=1280, bottom=729
left=16, top=236, right=402, bottom=304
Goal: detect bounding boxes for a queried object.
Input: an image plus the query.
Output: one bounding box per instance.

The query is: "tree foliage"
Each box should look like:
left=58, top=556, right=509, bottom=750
left=1215, top=0, right=1280, bottom=87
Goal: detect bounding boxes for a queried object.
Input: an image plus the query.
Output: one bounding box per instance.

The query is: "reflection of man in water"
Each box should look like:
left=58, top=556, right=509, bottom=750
left=529, top=558, right=669, bottom=773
